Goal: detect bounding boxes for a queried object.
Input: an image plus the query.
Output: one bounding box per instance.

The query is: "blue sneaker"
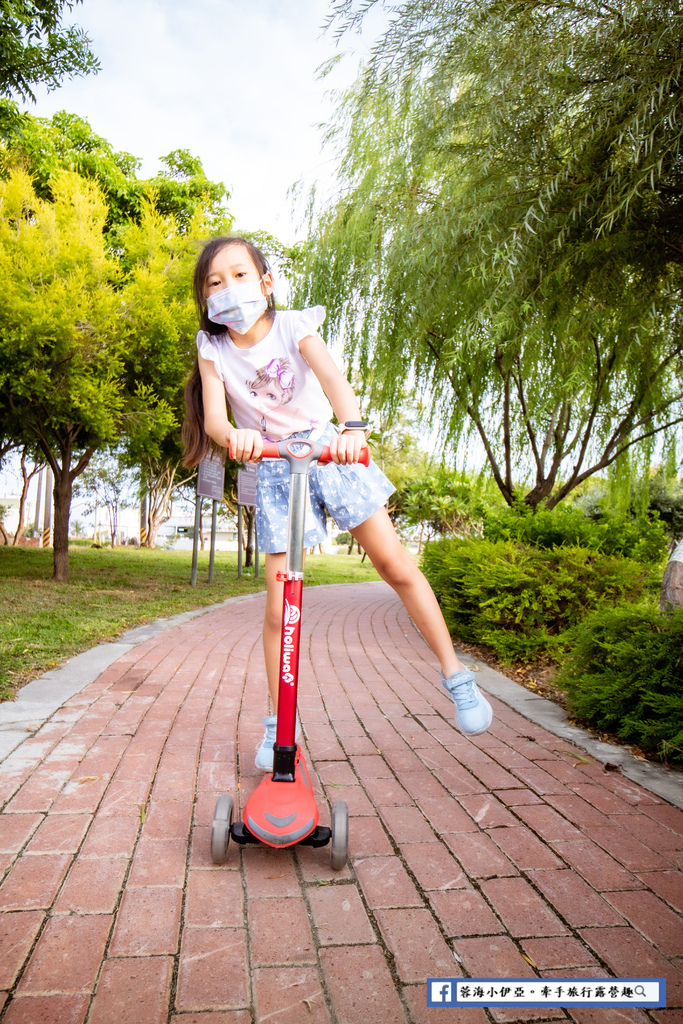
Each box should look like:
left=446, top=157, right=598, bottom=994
left=441, top=669, right=492, bottom=735
left=255, top=714, right=302, bottom=771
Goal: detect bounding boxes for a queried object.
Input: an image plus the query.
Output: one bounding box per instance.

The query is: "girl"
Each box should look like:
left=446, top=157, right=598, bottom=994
left=183, top=236, right=492, bottom=770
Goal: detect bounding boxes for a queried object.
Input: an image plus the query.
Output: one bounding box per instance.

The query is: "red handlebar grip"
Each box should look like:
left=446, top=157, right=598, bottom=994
left=259, top=441, right=371, bottom=465
left=318, top=445, right=371, bottom=466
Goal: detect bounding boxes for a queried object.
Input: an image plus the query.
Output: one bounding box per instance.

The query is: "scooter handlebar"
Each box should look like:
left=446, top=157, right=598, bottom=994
left=260, top=442, right=370, bottom=467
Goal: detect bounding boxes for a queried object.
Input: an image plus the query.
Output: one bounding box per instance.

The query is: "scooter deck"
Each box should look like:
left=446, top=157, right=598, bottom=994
left=239, top=747, right=320, bottom=848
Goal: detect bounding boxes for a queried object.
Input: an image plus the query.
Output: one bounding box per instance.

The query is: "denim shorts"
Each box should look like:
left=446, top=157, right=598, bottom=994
left=255, top=423, right=395, bottom=553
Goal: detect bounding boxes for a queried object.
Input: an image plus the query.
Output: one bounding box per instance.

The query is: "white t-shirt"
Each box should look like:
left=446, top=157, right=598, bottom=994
left=197, top=306, right=333, bottom=442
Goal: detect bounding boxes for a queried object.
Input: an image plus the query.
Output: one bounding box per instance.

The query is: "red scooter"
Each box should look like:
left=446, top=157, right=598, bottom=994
left=211, top=437, right=370, bottom=870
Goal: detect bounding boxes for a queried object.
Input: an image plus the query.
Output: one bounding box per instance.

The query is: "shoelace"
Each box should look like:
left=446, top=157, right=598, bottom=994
left=443, top=672, right=478, bottom=709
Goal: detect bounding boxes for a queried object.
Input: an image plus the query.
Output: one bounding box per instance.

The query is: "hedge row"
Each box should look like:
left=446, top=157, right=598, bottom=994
left=559, top=607, right=683, bottom=763
left=483, top=503, right=669, bottom=565
left=422, top=533, right=681, bottom=763
left=421, top=537, right=654, bottom=663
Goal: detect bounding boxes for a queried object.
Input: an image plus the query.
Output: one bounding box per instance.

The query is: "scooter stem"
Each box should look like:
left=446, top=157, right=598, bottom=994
left=270, top=443, right=319, bottom=780
left=275, top=575, right=302, bottom=754
left=260, top=439, right=370, bottom=781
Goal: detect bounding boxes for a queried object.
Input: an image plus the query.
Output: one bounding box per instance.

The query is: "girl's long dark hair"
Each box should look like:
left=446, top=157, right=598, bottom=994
left=182, top=236, right=277, bottom=467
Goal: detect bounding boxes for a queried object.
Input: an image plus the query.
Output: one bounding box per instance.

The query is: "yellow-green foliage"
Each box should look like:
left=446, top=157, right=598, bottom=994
left=0, top=168, right=124, bottom=440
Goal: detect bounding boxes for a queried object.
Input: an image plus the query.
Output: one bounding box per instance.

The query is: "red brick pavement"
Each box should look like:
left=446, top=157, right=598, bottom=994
left=0, top=580, right=682, bottom=1023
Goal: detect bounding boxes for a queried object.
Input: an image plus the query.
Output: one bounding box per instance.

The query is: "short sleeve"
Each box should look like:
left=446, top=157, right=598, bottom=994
left=196, top=330, right=225, bottom=382
left=292, top=305, right=326, bottom=346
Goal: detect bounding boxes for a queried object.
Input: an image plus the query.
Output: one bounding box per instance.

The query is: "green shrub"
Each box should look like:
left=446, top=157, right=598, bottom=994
left=335, top=532, right=352, bottom=546
left=559, top=607, right=683, bottom=763
left=421, top=537, right=654, bottom=663
left=484, top=503, right=668, bottom=565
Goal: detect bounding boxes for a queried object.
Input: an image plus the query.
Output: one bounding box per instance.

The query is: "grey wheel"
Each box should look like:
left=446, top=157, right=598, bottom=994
left=211, top=794, right=233, bottom=865
left=330, top=800, right=348, bottom=871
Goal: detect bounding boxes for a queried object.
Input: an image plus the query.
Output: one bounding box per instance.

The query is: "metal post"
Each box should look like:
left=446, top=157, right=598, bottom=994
left=190, top=493, right=201, bottom=586
left=254, top=517, right=259, bottom=579
left=237, top=505, right=243, bottom=579
left=208, top=499, right=218, bottom=583
left=140, top=488, right=148, bottom=546
left=42, top=466, right=53, bottom=548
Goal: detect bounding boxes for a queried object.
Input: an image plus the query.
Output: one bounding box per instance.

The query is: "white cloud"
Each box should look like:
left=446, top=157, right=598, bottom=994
left=22, top=0, right=368, bottom=242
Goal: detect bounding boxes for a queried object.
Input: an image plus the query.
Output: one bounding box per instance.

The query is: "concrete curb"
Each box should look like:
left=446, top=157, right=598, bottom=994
left=471, top=658, right=683, bottom=810
left=2, top=582, right=681, bottom=810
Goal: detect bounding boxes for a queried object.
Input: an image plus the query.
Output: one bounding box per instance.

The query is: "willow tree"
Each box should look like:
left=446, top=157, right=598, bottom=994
left=295, top=0, right=683, bottom=507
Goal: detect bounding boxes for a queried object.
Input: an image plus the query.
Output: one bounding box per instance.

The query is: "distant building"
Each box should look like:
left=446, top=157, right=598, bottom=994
left=0, top=495, right=35, bottom=537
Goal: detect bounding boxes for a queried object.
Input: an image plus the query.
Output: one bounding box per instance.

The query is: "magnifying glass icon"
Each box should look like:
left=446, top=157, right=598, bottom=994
left=634, top=985, right=647, bottom=997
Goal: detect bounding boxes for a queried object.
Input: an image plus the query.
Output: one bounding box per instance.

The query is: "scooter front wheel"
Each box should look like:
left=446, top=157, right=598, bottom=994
left=330, top=800, right=349, bottom=870
left=211, top=794, right=234, bottom=865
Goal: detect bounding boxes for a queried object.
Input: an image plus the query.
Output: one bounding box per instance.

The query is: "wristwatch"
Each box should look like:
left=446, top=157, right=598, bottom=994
left=340, top=420, right=372, bottom=439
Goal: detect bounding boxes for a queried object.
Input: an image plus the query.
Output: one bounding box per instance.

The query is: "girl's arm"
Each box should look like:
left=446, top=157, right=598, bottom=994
left=198, top=354, right=263, bottom=462
left=298, top=334, right=368, bottom=465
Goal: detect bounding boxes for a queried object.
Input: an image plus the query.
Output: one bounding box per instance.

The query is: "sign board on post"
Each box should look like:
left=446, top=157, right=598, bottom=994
left=191, top=451, right=225, bottom=587
left=197, top=451, right=225, bottom=500
left=237, top=465, right=258, bottom=507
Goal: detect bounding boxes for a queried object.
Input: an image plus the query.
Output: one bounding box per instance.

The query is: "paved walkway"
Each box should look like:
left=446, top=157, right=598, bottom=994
left=0, top=581, right=682, bottom=1024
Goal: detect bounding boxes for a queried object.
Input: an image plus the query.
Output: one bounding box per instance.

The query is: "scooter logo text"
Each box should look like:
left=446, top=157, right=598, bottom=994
left=281, top=600, right=300, bottom=685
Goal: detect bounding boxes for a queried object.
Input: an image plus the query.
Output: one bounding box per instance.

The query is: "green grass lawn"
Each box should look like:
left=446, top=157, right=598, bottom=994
left=0, top=545, right=381, bottom=701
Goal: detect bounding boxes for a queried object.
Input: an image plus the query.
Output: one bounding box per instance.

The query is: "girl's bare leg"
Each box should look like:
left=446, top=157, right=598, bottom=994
left=263, top=552, right=286, bottom=710
left=350, top=508, right=463, bottom=678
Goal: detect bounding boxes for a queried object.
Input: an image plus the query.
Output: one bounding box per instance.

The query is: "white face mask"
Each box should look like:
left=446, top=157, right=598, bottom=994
left=207, top=279, right=268, bottom=334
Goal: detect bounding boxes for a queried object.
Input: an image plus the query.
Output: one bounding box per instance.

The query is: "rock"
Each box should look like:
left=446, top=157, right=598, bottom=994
left=660, top=539, right=683, bottom=614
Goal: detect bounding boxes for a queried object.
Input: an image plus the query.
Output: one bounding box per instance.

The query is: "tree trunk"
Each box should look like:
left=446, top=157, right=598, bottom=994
left=36, top=430, right=95, bottom=583
left=52, top=460, right=73, bottom=582
left=144, top=458, right=195, bottom=549
left=12, top=450, right=41, bottom=545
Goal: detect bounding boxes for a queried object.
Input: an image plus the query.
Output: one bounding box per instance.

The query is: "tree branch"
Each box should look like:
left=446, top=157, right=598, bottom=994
left=511, top=358, right=543, bottom=477
left=70, top=446, right=97, bottom=482
left=423, top=333, right=514, bottom=504
left=549, top=413, right=683, bottom=507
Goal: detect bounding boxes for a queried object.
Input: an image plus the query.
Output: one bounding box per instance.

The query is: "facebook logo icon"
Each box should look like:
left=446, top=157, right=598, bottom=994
left=430, top=981, right=452, bottom=1003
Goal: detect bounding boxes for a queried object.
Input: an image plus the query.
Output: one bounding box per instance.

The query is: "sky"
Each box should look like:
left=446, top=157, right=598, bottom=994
left=1, top=0, right=394, bottom=517
left=21, top=0, right=378, bottom=243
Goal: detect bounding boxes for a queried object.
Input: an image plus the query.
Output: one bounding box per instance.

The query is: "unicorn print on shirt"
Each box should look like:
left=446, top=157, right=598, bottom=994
left=248, top=358, right=296, bottom=436
left=247, top=358, right=320, bottom=440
